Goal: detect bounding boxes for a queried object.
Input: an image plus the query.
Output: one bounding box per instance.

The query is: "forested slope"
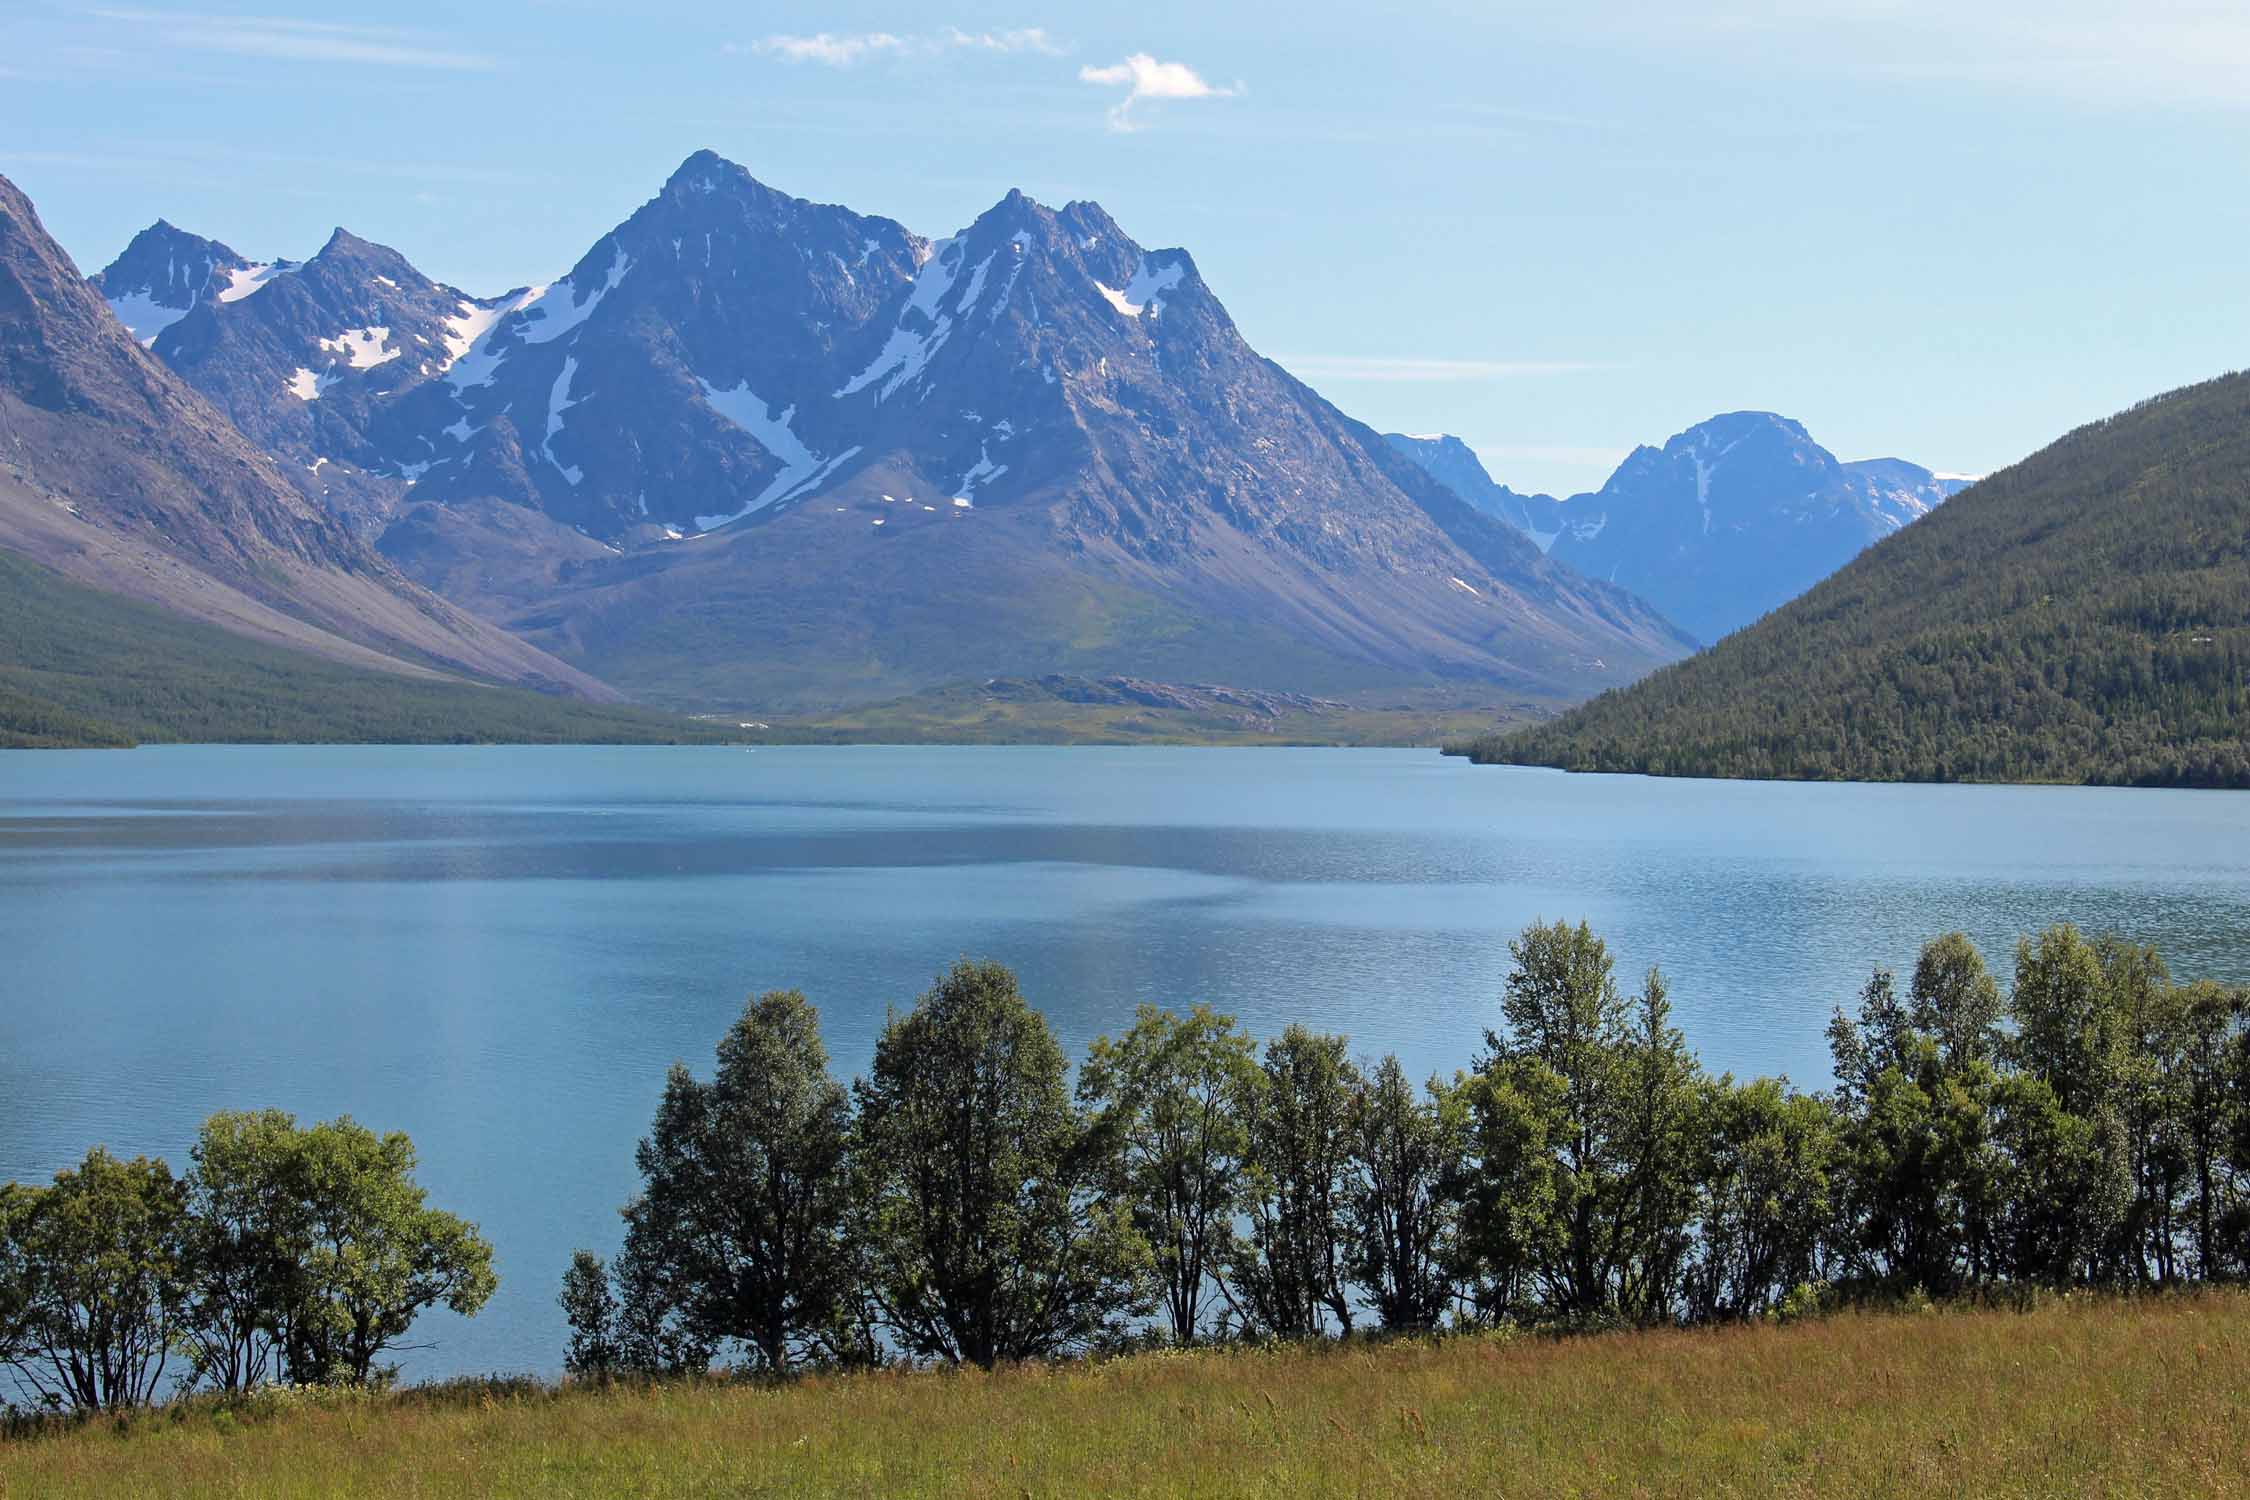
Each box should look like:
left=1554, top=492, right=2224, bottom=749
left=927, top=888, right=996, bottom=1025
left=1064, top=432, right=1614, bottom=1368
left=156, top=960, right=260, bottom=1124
left=1455, top=371, right=2250, bottom=787
left=0, top=549, right=728, bottom=748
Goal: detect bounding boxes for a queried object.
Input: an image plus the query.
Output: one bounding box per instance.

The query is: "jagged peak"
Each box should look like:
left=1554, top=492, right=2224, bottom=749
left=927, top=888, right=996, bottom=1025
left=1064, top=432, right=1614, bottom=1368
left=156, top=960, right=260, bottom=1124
left=1667, top=410, right=1816, bottom=449
left=660, top=149, right=790, bottom=206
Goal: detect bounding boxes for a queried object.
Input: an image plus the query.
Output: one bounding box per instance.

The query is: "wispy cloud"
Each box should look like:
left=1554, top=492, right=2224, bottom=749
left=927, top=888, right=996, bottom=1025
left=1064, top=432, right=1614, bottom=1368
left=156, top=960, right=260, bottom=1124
left=1079, top=52, right=1239, bottom=131
left=942, top=27, right=1061, bottom=55
left=749, top=31, right=911, bottom=66
left=1279, top=356, right=1611, bottom=383
left=747, top=26, right=1062, bottom=67
left=1573, top=0, right=2250, bottom=112
left=88, top=9, right=495, bottom=70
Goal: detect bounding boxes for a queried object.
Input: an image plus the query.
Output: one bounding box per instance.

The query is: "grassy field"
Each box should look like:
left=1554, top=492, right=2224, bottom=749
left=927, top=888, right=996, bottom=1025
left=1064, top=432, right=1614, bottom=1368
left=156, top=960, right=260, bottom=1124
left=3, top=1293, right=2244, bottom=1497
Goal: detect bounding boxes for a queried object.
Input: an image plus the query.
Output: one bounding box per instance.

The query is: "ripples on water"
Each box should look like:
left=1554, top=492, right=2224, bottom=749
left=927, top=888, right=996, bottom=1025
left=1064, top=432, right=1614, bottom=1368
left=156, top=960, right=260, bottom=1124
left=3, top=745, right=2246, bottom=1376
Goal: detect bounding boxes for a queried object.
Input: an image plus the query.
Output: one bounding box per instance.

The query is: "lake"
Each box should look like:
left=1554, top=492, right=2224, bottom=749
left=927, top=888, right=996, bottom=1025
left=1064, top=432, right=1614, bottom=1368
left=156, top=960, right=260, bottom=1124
left=4, top=745, right=2247, bottom=1378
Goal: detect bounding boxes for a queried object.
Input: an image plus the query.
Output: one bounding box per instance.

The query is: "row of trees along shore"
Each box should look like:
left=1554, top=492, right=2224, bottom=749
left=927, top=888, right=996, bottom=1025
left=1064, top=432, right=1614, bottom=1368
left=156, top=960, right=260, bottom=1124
left=561, top=921, right=2250, bottom=1376
left=0, top=1115, right=493, bottom=1414
left=8, top=920, right=2247, bottom=1414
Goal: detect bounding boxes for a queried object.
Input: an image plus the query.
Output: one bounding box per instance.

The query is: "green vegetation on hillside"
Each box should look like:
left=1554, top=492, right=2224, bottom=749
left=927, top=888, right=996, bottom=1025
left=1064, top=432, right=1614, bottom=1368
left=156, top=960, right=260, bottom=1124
left=6, top=1295, right=2246, bottom=1497
left=739, top=677, right=1537, bottom=747
left=1452, top=372, right=2250, bottom=786
left=0, top=548, right=731, bottom=748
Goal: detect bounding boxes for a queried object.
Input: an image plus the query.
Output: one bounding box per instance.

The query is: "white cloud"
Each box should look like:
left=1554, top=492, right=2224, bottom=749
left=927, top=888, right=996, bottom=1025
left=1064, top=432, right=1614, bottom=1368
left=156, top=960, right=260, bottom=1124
left=1279, top=356, right=1610, bottom=383
left=89, top=9, right=494, bottom=70
left=749, top=26, right=1062, bottom=67
left=943, top=27, right=1061, bottom=55
left=751, top=31, right=912, bottom=66
left=1079, top=52, right=1239, bottom=131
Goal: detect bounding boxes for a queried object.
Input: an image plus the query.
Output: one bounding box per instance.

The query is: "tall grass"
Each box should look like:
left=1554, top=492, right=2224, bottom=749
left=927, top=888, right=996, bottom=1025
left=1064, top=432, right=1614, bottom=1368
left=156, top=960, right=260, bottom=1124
left=4, top=1292, right=2244, bottom=1497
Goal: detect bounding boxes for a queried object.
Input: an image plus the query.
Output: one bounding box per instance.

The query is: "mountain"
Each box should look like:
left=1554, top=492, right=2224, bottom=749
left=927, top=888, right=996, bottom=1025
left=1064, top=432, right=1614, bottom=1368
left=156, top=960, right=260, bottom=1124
left=1390, top=416, right=1970, bottom=643
left=1451, top=372, right=2250, bottom=788
left=103, top=151, right=1695, bottom=714
left=0, top=549, right=720, bottom=749
left=1383, top=434, right=1567, bottom=548
left=87, top=219, right=270, bottom=345
left=0, top=171, right=613, bottom=702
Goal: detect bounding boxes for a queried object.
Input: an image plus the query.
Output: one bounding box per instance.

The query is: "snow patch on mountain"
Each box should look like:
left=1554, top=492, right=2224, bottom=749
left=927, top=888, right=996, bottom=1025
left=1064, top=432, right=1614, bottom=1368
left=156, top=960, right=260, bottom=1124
left=516, top=243, right=631, bottom=348
left=1095, top=257, right=1186, bottom=319
left=694, top=379, right=862, bottom=530
left=544, top=356, right=586, bottom=485
left=437, top=299, right=512, bottom=371
left=837, top=237, right=964, bottom=402
left=104, top=288, right=193, bottom=345
left=956, top=443, right=1008, bottom=498
left=284, top=366, right=335, bottom=402
left=217, top=261, right=297, bottom=304
left=318, top=326, right=400, bottom=369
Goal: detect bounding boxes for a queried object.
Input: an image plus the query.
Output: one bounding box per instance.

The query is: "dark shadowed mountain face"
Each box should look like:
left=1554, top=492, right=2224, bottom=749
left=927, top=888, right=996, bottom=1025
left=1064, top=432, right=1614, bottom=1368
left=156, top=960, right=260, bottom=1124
left=1390, top=414, right=1969, bottom=644
left=94, top=150, right=1695, bottom=713
left=87, top=219, right=261, bottom=346
left=0, top=172, right=613, bottom=699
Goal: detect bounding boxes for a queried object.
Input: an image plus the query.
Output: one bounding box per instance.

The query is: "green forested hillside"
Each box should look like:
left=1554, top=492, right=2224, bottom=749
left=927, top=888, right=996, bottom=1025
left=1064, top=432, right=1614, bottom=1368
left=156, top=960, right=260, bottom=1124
left=1454, top=371, right=2250, bottom=787
left=0, top=548, right=730, bottom=748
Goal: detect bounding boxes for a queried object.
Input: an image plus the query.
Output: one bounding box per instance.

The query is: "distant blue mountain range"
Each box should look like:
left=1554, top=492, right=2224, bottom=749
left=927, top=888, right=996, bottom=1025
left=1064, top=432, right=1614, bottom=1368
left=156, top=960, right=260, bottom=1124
left=1389, top=416, right=1971, bottom=644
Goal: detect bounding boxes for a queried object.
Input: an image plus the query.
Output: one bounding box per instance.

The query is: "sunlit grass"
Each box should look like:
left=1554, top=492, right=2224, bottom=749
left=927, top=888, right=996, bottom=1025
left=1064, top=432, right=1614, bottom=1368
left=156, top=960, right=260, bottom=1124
left=5, top=1292, right=2245, bottom=1497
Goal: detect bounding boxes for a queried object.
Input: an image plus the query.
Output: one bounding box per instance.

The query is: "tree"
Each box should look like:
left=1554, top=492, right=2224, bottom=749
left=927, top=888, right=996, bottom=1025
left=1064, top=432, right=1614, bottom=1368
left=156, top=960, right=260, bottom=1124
left=612, top=991, right=856, bottom=1374
left=1228, top=1026, right=1361, bottom=1340
left=178, top=1109, right=308, bottom=1394
left=1345, top=1056, right=1466, bottom=1332
left=1685, top=1078, right=1835, bottom=1322
left=1078, top=1004, right=1258, bottom=1346
left=1470, top=923, right=1706, bottom=1327
left=853, top=960, right=1147, bottom=1368
left=283, top=1119, right=496, bottom=1385
left=1828, top=947, right=2008, bottom=1297
left=1454, top=1061, right=1561, bottom=1324
left=2171, top=980, right=2248, bottom=1278
left=1909, top=932, right=2004, bottom=1069
left=0, top=1149, right=188, bottom=1411
left=558, top=1249, right=623, bottom=1379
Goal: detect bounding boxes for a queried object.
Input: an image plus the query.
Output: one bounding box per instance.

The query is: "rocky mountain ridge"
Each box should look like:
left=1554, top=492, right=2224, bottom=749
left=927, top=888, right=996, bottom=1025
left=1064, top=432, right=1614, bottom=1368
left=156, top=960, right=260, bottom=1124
left=87, top=151, right=1695, bottom=712
left=1389, top=416, right=1970, bottom=643
left=0, top=171, right=612, bottom=699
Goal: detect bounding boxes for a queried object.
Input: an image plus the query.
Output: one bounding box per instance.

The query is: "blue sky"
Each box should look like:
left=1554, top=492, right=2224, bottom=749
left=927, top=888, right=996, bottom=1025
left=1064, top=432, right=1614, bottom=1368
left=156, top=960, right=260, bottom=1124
left=5, top=0, right=2247, bottom=494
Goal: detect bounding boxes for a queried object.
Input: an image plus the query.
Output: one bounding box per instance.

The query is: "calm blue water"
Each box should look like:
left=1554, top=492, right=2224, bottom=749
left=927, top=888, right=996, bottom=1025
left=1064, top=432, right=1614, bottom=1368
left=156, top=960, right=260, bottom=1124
left=4, top=745, right=2248, bottom=1378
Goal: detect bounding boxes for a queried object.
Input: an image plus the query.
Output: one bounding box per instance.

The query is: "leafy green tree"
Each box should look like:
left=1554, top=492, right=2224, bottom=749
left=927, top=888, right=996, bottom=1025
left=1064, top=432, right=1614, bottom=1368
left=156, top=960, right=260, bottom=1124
left=853, top=960, right=1147, bottom=1368
left=2171, top=980, right=2248, bottom=1278
left=0, top=1149, right=188, bottom=1411
left=282, top=1119, right=496, bottom=1386
left=1454, top=1061, right=1561, bottom=1324
left=1684, top=1078, right=1836, bottom=1322
left=1471, top=923, right=1706, bottom=1326
left=1345, top=1056, right=1466, bottom=1331
left=178, top=1109, right=310, bottom=1393
left=1985, top=1071, right=2103, bottom=1285
left=611, top=991, right=856, bottom=1373
left=1909, top=933, right=2005, bottom=1069
left=558, top=1249, right=623, bottom=1379
left=1227, top=1026, right=1361, bottom=1339
left=1078, top=1004, right=1258, bottom=1346
left=1828, top=944, right=2010, bottom=1296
